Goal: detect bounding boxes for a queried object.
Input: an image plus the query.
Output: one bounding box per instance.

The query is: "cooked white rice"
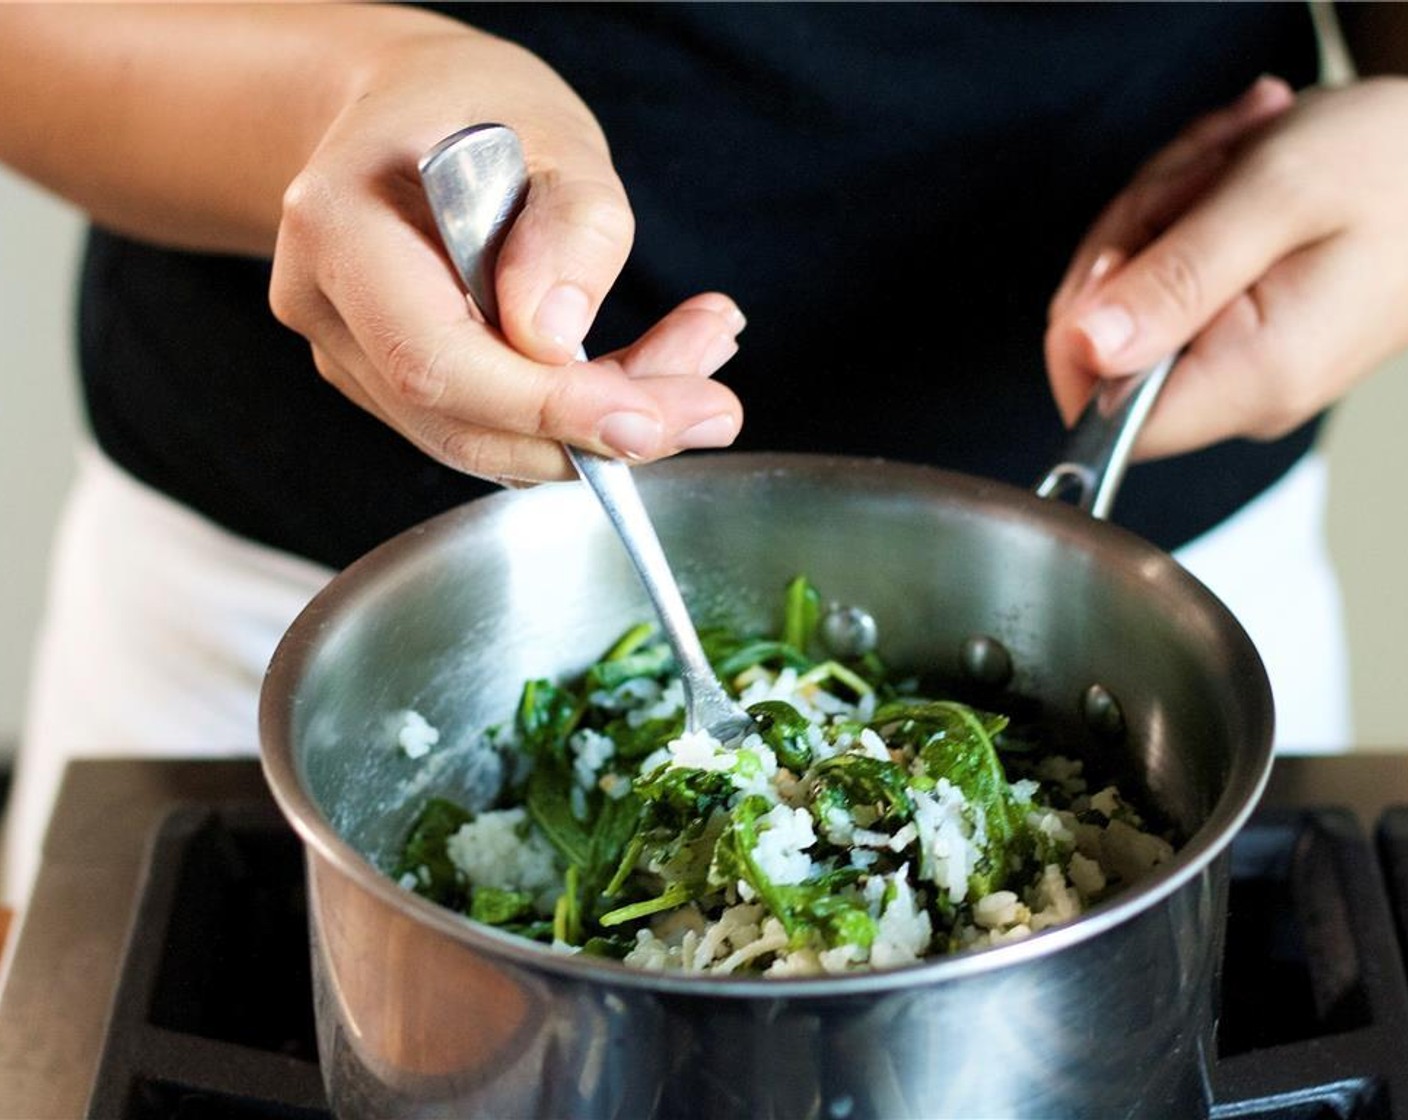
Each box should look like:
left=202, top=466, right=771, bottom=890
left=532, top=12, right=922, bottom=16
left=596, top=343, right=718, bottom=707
left=414, top=647, right=1176, bottom=976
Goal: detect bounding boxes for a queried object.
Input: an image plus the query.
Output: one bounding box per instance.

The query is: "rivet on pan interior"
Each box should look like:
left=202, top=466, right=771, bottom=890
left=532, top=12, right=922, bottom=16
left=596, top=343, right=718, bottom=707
left=959, top=635, right=1013, bottom=688
left=819, top=604, right=879, bottom=659
left=1082, top=684, right=1126, bottom=739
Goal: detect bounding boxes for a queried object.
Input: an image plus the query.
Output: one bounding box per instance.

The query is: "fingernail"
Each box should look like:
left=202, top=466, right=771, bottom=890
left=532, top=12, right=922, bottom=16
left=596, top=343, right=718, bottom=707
left=534, top=284, right=591, bottom=354
left=1054, top=250, right=1116, bottom=320
left=726, top=305, right=748, bottom=332
left=1077, top=303, right=1136, bottom=359
left=674, top=413, right=738, bottom=450
left=1086, top=248, right=1120, bottom=287
left=697, top=333, right=739, bottom=376
left=598, top=411, right=661, bottom=459
left=1071, top=248, right=1122, bottom=306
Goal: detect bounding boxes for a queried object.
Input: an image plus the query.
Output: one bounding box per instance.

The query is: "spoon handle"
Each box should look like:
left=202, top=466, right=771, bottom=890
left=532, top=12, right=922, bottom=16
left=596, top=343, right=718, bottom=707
left=564, top=446, right=749, bottom=738
left=418, top=123, right=749, bottom=740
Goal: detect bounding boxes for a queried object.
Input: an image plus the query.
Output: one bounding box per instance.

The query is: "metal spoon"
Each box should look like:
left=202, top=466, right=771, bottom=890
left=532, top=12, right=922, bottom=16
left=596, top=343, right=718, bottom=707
left=418, top=123, right=754, bottom=743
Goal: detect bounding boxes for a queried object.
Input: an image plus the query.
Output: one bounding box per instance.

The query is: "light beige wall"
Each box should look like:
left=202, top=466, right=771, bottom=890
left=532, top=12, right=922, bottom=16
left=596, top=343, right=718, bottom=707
left=1323, top=350, right=1408, bottom=747
left=0, top=169, right=82, bottom=752
left=0, top=170, right=1405, bottom=755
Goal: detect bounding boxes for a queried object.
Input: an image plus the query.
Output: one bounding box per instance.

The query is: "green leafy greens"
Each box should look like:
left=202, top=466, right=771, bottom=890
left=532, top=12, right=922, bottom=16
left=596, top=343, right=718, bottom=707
left=391, top=575, right=1165, bottom=974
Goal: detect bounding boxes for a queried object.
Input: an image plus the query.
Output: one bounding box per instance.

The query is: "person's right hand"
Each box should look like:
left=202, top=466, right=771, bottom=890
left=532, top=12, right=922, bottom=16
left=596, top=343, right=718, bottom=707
left=268, top=15, right=745, bottom=485
left=1044, top=74, right=1408, bottom=462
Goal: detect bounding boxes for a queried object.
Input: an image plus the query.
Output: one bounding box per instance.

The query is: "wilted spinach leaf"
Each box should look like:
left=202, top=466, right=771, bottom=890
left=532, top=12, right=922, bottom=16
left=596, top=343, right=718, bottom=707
left=470, top=886, right=535, bottom=925
left=748, top=699, right=814, bottom=772
left=393, top=798, right=473, bottom=910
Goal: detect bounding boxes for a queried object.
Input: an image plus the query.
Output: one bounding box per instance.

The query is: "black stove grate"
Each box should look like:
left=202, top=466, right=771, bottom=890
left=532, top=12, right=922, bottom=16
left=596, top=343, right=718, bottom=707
left=1211, top=809, right=1408, bottom=1119
left=85, top=804, right=1408, bottom=1119
left=85, top=804, right=327, bottom=1120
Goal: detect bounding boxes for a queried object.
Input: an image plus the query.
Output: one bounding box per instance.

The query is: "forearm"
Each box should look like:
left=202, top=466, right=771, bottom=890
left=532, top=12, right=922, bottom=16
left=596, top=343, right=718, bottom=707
left=0, top=3, right=470, bottom=257
left=0, top=3, right=742, bottom=483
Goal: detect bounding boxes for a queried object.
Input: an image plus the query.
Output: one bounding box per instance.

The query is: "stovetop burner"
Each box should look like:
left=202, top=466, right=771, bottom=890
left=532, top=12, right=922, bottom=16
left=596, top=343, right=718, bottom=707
left=84, top=804, right=325, bottom=1120
left=1215, top=809, right=1408, bottom=1118
left=83, top=803, right=1408, bottom=1120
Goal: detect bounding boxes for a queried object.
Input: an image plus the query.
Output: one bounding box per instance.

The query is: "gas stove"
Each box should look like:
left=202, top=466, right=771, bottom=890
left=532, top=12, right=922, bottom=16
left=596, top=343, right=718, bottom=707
left=2, top=756, right=1407, bottom=1119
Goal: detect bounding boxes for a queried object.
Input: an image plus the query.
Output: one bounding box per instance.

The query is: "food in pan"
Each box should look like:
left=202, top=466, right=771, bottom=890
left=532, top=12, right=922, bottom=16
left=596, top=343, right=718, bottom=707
left=390, top=577, right=1175, bottom=976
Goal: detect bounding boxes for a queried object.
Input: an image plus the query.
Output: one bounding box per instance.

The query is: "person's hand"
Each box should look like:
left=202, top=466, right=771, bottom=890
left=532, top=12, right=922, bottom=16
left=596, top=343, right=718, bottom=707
left=1045, top=75, right=1408, bottom=461
left=270, top=20, right=744, bottom=485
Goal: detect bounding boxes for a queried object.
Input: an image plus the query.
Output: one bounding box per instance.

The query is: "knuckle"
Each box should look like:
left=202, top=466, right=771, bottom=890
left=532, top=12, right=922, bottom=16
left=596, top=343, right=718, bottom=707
left=267, top=234, right=305, bottom=329
left=542, top=173, right=635, bottom=259
left=279, top=167, right=337, bottom=235
left=309, top=347, right=341, bottom=385
left=1144, top=243, right=1205, bottom=320
left=498, top=438, right=555, bottom=485
left=438, top=425, right=498, bottom=479
left=266, top=268, right=301, bottom=331
left=383, top=331, right=450, bottom=408
left=270, top=172, right=342, bottom=330
left=533, top=379, right=571, bottom=441
left=267, top=279, right=293, bottom=329
left=529, top=364, right=592, bottom=442
left=267, top=260, right=319, bottom=333
left=439, top=425, right=556, bottom=484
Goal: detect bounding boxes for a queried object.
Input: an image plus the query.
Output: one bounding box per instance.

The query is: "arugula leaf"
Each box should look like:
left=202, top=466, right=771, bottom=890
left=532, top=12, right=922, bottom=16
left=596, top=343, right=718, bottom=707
left=711, top=804, right=874, bottom=949
left=709, top=795, right=785, bottom=916
left=875, top=698, right=1028, bottom=893
left=554, top=865, right=582, bottom=944
left=810, top=753, right=913, bottom=829
left=797, top=660, right=873, bottom=701
left=392, top=798, right=473, bottom=909
left=629, top=807, right=728, bottom=905
left=634, top=763, right=736, bottom=831
left=620, top=767, right=736, bottom=907
left=580, top=934, right=636, bottom=959
left=529, top=766, right=645, bottom=939
left=526, top=761, right=592, bottom=868
left=587, top=644, right=674, bottom=692
left=782, top=574, right=821, bottom=653
left=517, top=679, right=580, bottom=764
left=748, top=700, right=814, bottom=772
left=599, top=881, right=693, bottom=927
left=599, top=714, right=684, bottom=760
left=711, top=638, right=810, bottom=680
left=469, top=886, right=535, bottom=925
left=528, top=758, right=641, bottom=884
left=584, top=789, right=643, bottom=898
left=599, top=621, right=655, bottom=663
left=776, top=873, right=877, bottom=950
left=873, top=698, right=1010, bottom=751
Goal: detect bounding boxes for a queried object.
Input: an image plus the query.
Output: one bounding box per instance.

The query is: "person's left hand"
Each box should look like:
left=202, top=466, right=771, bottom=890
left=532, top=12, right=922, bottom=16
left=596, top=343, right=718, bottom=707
left=1045, top=75, right=1408, bottom=461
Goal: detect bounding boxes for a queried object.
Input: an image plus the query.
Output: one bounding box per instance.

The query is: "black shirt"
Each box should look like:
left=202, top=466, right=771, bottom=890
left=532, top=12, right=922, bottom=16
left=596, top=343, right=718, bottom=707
left=78, top=3, right=1322, bottom=571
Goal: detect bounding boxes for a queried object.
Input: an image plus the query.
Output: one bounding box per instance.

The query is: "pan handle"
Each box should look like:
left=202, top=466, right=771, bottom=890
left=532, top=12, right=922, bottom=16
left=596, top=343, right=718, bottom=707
left=1034, top=352, right=1178, bottom=521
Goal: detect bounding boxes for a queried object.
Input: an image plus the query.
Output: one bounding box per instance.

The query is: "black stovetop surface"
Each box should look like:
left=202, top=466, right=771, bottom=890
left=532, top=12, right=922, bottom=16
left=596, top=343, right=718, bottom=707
left=84, top=803, right=1408, bottom=1120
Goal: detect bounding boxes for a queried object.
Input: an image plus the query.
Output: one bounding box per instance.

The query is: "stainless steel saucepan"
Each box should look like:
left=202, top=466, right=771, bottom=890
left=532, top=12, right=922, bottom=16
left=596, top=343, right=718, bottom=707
left=260, top=423, right=1273, bottom=1116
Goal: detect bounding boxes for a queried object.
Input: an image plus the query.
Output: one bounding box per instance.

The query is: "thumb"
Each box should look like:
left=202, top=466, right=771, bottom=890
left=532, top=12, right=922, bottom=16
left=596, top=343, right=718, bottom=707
left=493, top=133, right=634, bottom=363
